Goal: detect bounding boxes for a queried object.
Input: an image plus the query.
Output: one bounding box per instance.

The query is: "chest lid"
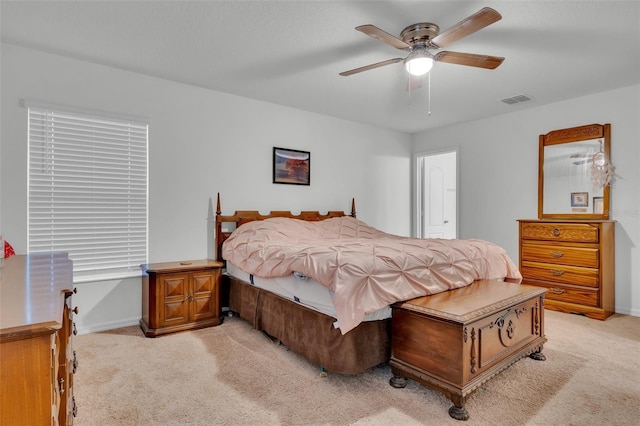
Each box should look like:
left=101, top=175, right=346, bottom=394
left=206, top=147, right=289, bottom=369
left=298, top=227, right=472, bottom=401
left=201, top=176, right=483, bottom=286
left=394, top=280, right=546, bottom=324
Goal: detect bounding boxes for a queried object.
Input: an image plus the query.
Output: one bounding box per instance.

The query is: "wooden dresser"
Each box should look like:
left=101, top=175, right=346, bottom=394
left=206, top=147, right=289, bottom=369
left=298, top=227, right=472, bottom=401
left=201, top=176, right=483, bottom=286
left=0, top=253, right=77, bottom=425
left=140, top=259, right=223, bottom=337
left=518, top=219, right=615, bottom=320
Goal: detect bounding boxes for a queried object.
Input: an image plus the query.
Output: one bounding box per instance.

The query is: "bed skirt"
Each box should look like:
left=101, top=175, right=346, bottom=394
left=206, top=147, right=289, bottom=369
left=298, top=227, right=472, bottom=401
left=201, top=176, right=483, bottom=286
left=225, top=274, right=391, bottom=375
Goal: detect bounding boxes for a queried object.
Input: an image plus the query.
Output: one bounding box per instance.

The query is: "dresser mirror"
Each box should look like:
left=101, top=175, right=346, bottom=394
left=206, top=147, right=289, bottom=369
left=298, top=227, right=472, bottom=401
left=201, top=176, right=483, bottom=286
left=538, top=123, right=611, bottom=219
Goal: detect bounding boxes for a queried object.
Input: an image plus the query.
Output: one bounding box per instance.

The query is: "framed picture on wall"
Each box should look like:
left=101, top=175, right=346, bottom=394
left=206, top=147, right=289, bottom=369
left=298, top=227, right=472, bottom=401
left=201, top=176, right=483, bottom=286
left=273, top=147, right=310, bottom=185
left=571, top=192, right=588, bottom=207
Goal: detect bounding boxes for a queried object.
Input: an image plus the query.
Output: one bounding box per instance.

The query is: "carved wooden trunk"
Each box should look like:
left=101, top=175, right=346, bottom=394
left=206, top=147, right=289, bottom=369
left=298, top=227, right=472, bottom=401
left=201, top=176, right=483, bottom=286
left=389, top=280, right=547, bottom=420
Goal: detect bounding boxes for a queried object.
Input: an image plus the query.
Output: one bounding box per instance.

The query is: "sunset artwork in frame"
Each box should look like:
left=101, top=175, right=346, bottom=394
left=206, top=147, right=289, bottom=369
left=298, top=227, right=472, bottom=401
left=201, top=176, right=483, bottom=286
left=273, top=147, right=310, bottom=185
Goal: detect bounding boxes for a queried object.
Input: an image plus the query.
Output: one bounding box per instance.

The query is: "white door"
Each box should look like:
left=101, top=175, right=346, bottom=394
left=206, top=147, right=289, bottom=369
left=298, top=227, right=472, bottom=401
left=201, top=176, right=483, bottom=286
left=416, top=150, right=457, bottom=239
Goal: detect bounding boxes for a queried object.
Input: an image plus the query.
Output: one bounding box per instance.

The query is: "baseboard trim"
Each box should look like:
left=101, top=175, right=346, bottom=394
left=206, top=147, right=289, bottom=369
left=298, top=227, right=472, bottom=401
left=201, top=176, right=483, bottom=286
left=612, top=307, right=640, bottom=317
left=76, top=318, right=140, bottom=335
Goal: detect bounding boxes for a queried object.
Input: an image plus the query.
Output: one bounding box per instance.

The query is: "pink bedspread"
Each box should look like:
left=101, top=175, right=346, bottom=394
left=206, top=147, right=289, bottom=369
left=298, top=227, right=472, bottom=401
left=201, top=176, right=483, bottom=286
left=222, top=216, right=522, bottom=334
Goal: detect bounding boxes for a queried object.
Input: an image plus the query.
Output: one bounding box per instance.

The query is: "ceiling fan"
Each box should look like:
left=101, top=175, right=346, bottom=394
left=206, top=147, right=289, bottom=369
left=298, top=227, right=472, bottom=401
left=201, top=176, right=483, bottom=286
left=339, top=7, right=505, bottom=78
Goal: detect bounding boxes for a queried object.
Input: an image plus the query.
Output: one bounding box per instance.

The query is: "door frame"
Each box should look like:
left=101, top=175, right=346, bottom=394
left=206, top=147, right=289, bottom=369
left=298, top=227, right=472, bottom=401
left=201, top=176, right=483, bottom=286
left=413, top=147, right=459, bottom=239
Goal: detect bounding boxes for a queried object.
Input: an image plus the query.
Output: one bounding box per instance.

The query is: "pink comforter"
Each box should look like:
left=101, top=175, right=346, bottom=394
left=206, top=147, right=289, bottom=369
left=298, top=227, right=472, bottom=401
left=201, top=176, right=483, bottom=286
left=222, top=216, right=522, bottom=334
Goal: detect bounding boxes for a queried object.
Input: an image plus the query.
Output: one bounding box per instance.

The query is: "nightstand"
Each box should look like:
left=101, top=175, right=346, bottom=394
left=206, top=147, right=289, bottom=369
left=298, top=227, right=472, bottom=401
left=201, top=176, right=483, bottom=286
left=140, top=259, right=223, bottom=337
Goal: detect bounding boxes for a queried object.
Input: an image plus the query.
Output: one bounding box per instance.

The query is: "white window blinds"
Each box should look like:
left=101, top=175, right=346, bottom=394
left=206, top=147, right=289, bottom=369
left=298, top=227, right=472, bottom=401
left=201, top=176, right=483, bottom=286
left=27, top=104, right=148, bottom=282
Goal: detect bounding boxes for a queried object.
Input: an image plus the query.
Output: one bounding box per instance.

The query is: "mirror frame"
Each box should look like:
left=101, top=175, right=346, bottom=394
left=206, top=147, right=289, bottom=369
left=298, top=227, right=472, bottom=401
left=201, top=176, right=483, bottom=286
left=538, top=123, right=611, bottom=220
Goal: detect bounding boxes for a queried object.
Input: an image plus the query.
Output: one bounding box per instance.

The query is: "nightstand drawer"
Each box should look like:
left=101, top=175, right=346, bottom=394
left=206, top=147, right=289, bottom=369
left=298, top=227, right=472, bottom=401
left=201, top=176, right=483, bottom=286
left=521, top=243, right=598, bottom=268
left=521, top=261, right=598, bottom=287
left=520, top=223, right=599, bottom=243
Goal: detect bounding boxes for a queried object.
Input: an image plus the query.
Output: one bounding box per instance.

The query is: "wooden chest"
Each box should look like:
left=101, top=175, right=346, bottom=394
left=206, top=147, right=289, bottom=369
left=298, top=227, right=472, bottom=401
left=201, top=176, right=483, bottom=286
left=518, top=219, right=615, bottom=320
left=389, top=280, right=547, bottom=420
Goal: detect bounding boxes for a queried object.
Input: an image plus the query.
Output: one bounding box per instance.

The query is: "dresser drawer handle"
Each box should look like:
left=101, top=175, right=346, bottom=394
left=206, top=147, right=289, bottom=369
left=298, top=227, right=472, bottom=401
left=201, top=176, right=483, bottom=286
left=549, top=269, right=565, bottom=276
left=549, top=251, right=564, bottom=258
left=550, top=287, right=566, bottom=295
left=552, top=228, right=561, bottom=237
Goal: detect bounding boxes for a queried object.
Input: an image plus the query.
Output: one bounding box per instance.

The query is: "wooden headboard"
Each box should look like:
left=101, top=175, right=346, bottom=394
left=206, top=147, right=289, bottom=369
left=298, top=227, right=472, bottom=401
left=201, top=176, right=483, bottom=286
left=214, top=193, right=356, bottom=262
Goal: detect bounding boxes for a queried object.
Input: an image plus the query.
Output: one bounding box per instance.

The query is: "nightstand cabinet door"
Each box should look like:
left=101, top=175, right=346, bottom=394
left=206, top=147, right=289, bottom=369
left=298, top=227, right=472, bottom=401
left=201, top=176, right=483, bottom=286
left=141, top=259, right=223, bottom=337
left=158, top=273, right=190, bottom=327
left=191, top=269, right=219, bottom=321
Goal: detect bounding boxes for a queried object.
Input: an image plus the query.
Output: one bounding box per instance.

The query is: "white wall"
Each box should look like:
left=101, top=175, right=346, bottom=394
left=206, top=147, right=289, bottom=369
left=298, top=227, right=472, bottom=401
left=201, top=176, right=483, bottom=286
left=413, top=84, right=640, bottom=316
left=1, top=44, right=412, bottom=333
left=3, top=43, right=637, bottom=333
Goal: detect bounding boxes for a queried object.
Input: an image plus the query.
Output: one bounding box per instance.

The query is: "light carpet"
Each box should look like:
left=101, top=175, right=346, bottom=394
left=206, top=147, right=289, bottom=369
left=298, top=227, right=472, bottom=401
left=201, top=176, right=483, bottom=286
left=73, top=310, right=640, bottom=425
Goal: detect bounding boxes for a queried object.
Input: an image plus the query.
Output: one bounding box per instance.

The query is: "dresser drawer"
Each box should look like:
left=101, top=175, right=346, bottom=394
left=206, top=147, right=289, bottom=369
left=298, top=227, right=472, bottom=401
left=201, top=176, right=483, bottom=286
left=523, top=280, right=599, bottom=307
left=521, top=243, right=599, bottom=268
left=521, top=223, right=599, bottom=243
left=521, top=261, right=598, bottom=287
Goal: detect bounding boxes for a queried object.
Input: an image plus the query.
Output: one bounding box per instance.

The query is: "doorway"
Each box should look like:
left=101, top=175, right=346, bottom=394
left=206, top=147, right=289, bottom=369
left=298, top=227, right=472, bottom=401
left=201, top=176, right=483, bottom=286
left=415, top=149, right=458, bottom=239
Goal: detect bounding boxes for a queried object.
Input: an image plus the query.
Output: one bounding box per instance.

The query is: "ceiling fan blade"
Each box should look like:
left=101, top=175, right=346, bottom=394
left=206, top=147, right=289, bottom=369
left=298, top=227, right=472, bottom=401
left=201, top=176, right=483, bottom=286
left=356, top=24, right=411, bottom=50
left=434, top=51, right=504, bottom=69
left=431, top=7, right=502, bottom=48
left=339, top=58, right=404, bottom=76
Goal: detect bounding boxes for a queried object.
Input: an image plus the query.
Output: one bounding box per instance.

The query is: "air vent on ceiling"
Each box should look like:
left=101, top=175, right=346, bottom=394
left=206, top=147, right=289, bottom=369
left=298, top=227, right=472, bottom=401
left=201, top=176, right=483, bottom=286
left=499, top=93, right=533, bottom=105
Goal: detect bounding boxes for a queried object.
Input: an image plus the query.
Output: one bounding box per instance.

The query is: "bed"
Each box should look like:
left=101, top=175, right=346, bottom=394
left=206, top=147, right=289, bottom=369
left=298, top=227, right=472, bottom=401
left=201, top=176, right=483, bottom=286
left=214, top=194, right=522, bottom=375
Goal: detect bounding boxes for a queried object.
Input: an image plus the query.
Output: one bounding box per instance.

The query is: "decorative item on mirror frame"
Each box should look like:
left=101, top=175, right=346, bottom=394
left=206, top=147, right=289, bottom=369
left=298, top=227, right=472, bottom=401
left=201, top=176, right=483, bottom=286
left=590, top=139, right=618, bottom=188
left=593, top=197, right=604, bottom=215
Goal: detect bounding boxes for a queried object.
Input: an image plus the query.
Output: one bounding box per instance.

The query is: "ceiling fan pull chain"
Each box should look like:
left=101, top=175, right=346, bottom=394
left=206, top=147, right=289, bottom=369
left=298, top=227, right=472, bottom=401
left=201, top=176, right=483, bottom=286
left=427, top=72, right=431, bottom=116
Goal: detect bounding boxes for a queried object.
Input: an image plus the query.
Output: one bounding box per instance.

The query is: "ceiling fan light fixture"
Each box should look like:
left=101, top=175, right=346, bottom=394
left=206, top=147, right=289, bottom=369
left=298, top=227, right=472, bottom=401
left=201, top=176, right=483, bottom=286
left=404, top=49, right=434, bottom=76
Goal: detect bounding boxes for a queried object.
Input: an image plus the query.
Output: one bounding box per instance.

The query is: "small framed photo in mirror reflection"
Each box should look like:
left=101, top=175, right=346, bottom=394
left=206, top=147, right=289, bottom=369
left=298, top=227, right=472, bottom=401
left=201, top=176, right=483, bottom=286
left=593, top=197, right=604, bottom=214
left=571, top=192, right=588, bottom=207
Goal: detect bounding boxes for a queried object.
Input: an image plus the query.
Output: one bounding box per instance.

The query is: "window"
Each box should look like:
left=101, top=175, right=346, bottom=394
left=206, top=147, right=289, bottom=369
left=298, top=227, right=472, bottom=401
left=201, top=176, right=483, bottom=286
left=27, top=102, right=148, bottom=282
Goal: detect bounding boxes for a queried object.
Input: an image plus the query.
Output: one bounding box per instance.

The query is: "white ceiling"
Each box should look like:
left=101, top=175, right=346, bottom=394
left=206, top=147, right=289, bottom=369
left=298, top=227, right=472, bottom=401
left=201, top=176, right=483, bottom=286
left=2, top=1, right=639, bottom=134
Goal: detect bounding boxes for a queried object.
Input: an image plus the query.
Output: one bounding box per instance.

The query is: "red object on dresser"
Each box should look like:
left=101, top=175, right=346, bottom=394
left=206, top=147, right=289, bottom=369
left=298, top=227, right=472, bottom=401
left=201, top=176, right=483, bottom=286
left=4, top=241, right=15, bottom=257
